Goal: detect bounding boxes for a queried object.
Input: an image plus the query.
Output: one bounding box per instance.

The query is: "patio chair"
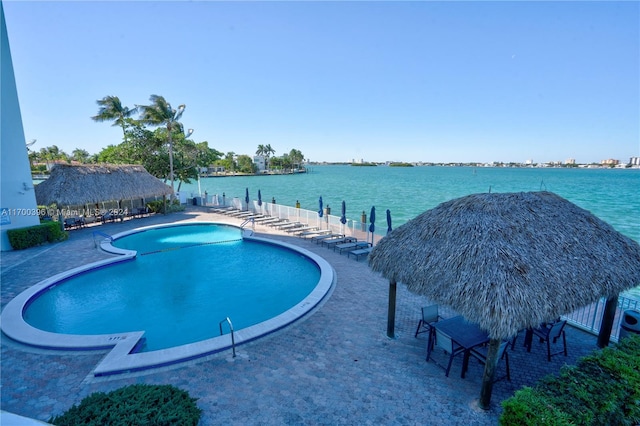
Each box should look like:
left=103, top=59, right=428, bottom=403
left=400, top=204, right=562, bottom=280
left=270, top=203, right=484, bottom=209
left=532, top=319, right=568, bottom=361
left=470, top=340, right=511, bottom=381
left=427, top=329, right=465, bottom=377
left=63, top=217, right=78, bottom=230
left=414, top=304, right=440, bottom=338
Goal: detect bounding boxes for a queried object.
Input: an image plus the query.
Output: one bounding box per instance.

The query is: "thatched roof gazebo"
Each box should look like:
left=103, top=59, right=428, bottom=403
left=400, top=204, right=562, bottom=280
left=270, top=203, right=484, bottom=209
left=368, top=191, right=640, bottom=409
left=35, top=164, right=173, bottom=207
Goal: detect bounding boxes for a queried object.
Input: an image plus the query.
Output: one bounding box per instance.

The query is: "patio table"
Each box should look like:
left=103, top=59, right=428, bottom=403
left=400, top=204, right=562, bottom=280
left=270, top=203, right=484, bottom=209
left=433, top=316, right=490, bottom=378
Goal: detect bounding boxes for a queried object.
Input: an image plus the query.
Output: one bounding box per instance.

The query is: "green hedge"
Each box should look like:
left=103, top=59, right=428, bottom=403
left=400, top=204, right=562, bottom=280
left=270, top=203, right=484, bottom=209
left=147, top=199, right=185, bottom=214
left=500, top=334, right=640, bottom=425
left=7, top=221, right=67, bottom=250
left=49, top=384, right=202, bottom=425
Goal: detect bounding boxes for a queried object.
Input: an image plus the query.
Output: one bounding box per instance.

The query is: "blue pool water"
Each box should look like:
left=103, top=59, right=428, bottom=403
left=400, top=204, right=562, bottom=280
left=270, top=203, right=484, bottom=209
left=23, top=224, right=321, bottom=352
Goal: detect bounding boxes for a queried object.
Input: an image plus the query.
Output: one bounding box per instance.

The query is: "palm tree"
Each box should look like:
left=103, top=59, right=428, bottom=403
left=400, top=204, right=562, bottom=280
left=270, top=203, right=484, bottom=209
left=264, top=144, right=275, bottom=170
left=289, top=149, right=305, bottom=170
left=137, top=95, right=188, bottom=196
left=91, top=96, right=137, bottom=142
left=72, top=148, right=90, bottom=164
left=256, top=144, right=266, bottom=156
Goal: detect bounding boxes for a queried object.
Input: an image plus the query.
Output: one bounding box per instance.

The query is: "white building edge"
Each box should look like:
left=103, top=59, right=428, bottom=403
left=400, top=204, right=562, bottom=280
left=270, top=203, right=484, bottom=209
left=1, top=3, right=40, bottom=251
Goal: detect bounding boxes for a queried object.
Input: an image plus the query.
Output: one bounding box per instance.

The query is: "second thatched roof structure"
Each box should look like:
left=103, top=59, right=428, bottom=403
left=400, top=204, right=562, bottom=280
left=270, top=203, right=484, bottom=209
left=368, top=191, right=640, bottom=340
left=35, top=164, right=173, bottom=206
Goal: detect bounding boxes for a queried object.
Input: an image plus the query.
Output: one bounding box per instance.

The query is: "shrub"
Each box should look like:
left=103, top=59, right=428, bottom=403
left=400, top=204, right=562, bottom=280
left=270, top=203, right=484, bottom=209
left=7, top=221, right=67, bottom=250
left=500, top=334, right=640, bottom=425
left=147, top=199, right=185, bottom=214
left=49, top=384, right=202, bottom=426
left=146, top=200, right=165, bottom=214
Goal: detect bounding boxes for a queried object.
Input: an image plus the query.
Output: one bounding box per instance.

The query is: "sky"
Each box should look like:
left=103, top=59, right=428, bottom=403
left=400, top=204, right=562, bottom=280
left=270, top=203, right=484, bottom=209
left=3, top=1, right=639, bottom=164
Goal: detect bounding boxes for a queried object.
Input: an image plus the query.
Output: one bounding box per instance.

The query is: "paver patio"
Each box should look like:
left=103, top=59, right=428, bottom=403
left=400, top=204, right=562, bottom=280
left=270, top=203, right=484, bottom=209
left=1, top=207, right=600, bottom=425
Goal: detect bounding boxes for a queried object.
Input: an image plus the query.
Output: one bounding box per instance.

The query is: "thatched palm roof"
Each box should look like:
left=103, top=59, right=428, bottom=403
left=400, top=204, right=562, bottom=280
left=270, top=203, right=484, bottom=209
left=35, top=164, right=173, bottom=206
left=368, top=191, right=640, bottom=340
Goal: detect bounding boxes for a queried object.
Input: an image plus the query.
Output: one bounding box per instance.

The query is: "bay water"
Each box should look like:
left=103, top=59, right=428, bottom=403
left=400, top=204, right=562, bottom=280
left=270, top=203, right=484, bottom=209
left=178, top=165, right=640, bottom=297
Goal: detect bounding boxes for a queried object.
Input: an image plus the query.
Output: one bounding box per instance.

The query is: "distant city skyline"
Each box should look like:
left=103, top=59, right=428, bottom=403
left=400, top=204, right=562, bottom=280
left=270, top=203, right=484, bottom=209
left=3, top=1, right=638, bottom=164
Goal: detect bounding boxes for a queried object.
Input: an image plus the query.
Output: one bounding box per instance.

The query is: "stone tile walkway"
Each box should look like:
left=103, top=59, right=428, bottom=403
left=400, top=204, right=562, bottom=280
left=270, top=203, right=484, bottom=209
left=1, top=207, right=601, bottom=425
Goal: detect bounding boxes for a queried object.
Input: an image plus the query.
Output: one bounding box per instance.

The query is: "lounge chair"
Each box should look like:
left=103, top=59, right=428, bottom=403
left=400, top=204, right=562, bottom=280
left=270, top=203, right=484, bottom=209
left=210, top=206, right=236, bottom=214
left=63, top=217, right=83, bottom=230
left=312, top=233, right=342, bottom=244
left=290, top=226, right=317, bottom=235
left=221, top=208, right=242, bottom=215
left=335, top=241, right=370, bottom=254
left=135, top=207, right=149, bottom=218
left=100, top=211, right=116, bottom=223
left=284, top=224, right=309, bottom=233
left=298, top=229, right=332, bottom=239
left=228, top=210, right=252, bottom=217
left=276, top=222, right=302, bottom=230
left=347, top=247, right=372, bottom=260
left=322, top=236, right=356, bottom=248
left=253, top=215, right=275, bottom=223
left=268, top=219, right=290, bottom=227
left=258, top=217, right=283, bottom=225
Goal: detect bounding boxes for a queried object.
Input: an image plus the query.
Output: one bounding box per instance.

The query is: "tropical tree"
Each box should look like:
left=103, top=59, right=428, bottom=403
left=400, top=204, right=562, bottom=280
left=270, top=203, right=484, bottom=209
left=91, top=96, right=138, bottom=142
left=171, top=139, right=222, bottom=191
left=265, top=144, right=275, bottom=157
left=264, top=144, right=276, bottom=170
left=71, top=148, right=91, bottom=163
left=256, top=144, right=266, bottom=156
left=28, top=150, right=39, bottom=169
left=236, top=154, right=257, bottom=174
left=96, top=144, right=129, bottom=164
left=38, top=145, right=69, bottom=169
left=269, top=156, right=283, bottom=171
left=137, top=95, right=190, bottom=196
left=289, top=149, right=305, bottom=169
left=280, top=153, right=292, bottom=171
left=222, top=151, right=237, bottom=173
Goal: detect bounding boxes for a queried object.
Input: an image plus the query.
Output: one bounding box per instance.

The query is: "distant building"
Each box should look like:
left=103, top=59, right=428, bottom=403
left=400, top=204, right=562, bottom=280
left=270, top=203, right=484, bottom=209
left=565, top=158, right=576, bottom=165
left=601, top=159, right=619, bottom=166
left=206, top=166, right=225, bottom=174
left=253, top=155, right=266, bottom=171
left=630, top=157, right=640, bottom=166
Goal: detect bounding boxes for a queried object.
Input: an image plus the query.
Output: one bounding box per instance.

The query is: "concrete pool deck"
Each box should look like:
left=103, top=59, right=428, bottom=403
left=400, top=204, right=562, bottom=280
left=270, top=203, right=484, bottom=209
left=1, top=207, right=601, bottom=424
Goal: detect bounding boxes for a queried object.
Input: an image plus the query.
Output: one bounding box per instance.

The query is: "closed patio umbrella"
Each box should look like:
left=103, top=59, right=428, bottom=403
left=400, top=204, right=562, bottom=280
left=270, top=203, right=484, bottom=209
left=245, top=187, right=249, bottom=211
left=318, top=196, right=323, bottom=228
left=340, top=200, right=347, bottom=234
left=368, top=191, right=640, bottom=409
left=386, top=209, right=392, bottom=235
left=369, top=206, right=376, bottom=245
left=257, top=189, right=262, bottom=214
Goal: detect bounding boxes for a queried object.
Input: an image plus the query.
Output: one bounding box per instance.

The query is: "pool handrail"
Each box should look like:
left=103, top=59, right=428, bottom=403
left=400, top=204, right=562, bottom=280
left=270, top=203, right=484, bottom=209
left=219, top=317, right=236, bottom=358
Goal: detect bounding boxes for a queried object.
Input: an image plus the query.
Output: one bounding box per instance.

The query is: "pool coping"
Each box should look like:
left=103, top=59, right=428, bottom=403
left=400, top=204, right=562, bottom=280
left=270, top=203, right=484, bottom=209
left=0, top=222, right=336, bottom=376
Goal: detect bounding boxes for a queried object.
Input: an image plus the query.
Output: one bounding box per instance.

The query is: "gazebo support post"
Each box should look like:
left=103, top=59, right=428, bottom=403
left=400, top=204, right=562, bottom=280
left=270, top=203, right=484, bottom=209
left=387, top=280, right=397, bottom=338
left=597, top=295, right=618, bottom=348
left=478, top=338, right=501, bottom=410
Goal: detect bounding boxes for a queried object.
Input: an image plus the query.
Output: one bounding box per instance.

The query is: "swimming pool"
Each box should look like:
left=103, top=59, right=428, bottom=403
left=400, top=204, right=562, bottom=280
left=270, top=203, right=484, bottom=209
left=1, top=223, right=335, bottom=375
